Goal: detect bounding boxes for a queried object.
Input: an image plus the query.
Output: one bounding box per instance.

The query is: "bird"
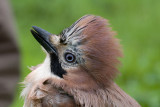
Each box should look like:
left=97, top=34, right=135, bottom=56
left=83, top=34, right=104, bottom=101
left=21, top=15, right=141, bottom=107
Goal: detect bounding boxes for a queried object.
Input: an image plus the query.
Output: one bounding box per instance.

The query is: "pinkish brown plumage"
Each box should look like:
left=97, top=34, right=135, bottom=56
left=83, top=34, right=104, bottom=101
left=21, top=15, right=141, bottom=107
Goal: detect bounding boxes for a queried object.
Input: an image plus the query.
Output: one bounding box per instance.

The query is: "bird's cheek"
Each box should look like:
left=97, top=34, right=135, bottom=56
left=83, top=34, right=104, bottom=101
left=62, top=70, right=98, bottom=90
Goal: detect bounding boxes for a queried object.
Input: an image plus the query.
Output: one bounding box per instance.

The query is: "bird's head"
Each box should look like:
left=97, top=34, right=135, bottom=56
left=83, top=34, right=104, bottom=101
left=31, top=15, right=122, bottom=91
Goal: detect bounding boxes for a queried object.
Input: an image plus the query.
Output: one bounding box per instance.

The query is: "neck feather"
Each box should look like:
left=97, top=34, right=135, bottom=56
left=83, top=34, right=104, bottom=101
left=65, top=83, right=140, bottom=107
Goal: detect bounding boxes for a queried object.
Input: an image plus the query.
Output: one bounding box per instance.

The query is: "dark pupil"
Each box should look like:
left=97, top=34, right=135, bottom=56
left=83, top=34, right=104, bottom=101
left=66, top=53, right=75, bottom=62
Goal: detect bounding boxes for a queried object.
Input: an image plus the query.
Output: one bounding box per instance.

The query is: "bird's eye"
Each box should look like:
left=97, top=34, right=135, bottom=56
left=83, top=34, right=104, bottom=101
left=64, top=53, right=76, bottom=63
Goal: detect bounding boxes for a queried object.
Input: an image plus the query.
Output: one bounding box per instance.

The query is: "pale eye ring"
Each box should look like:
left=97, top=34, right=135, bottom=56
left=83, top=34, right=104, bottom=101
left=64, top=53, right=76, bottom=63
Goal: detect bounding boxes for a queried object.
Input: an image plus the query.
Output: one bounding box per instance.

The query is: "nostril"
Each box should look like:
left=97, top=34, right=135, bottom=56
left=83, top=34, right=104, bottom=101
left=60, top=38, right=66, bottom=44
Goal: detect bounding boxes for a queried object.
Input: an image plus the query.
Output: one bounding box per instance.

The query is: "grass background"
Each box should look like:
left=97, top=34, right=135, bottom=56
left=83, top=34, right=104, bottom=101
left=10, top=0, right=160, bottom=107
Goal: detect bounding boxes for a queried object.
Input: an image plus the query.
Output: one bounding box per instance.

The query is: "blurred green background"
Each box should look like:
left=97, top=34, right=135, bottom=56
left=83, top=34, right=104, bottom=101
left=10, top=0, right=160, bottom=107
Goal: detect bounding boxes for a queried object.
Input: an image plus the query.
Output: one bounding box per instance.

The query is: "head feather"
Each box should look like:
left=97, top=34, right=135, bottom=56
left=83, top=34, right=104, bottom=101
left=61, top=15, right=122, bottom=88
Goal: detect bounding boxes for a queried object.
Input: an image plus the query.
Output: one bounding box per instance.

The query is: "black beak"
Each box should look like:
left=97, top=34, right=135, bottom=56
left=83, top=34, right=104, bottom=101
left=30, top=26, right=57, bottom=55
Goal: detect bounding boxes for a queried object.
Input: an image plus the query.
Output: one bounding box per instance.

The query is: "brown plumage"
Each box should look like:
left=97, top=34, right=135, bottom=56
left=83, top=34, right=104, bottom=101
left=21, top=15, right=141, bottom=107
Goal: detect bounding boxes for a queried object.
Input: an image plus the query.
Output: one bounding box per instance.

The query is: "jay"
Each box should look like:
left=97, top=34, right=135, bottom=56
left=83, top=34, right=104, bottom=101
left=21, top=15, right=140, bottom=107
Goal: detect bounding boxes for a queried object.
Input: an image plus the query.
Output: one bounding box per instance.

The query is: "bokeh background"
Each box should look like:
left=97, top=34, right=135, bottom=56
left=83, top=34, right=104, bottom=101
left=10, top=0, right=160, bottom=107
